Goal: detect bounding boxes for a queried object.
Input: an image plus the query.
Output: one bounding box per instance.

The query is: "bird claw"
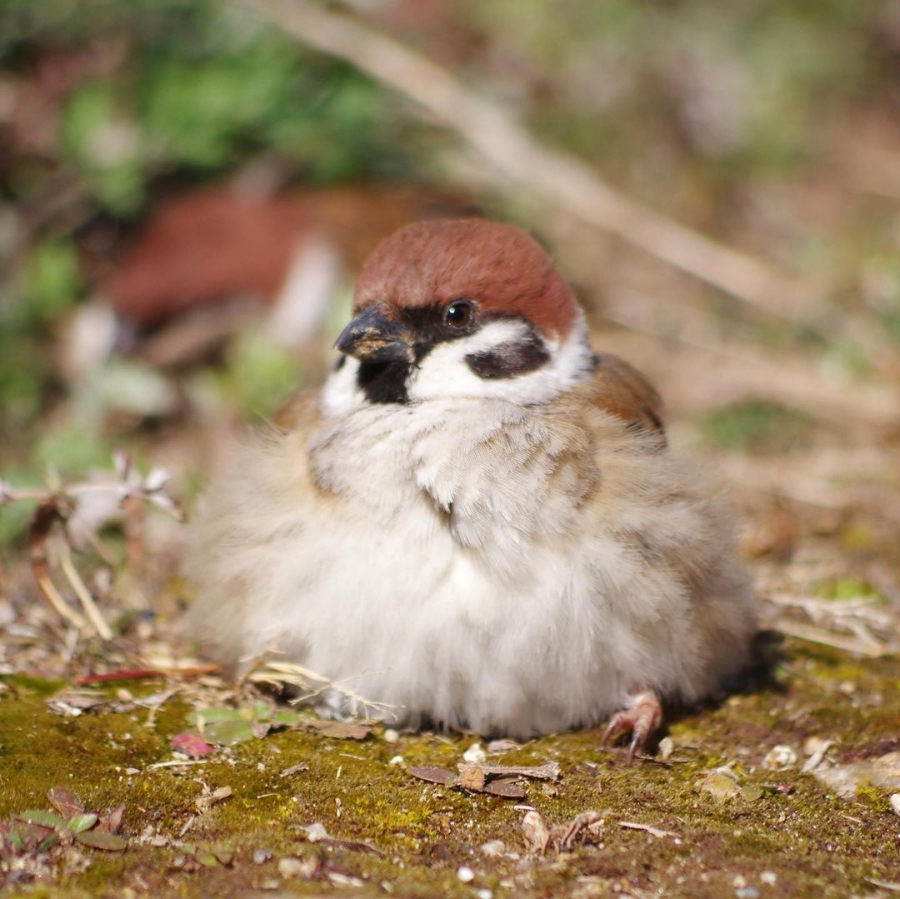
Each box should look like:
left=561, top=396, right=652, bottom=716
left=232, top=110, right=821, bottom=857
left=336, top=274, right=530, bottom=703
left=601, top=690, right=664, bottom=763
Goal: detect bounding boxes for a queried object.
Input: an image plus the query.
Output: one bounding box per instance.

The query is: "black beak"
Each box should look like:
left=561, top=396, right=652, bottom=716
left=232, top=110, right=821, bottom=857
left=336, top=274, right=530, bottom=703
left=334, top=306, right=414, bottom=364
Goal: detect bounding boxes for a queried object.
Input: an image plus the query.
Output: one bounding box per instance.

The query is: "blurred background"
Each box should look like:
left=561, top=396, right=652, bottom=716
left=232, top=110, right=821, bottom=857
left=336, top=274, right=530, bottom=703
left=0, top=0, right=898, bottom=651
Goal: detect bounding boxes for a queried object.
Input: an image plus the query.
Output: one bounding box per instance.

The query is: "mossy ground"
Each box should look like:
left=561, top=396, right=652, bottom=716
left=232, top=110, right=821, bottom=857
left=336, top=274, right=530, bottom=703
left=2, top=640, right=899, bottom=899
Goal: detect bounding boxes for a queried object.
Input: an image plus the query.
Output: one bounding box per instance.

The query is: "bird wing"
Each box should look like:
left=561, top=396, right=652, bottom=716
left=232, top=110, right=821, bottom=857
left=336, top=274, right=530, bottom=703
left=586, top=353, right=666, bottom=438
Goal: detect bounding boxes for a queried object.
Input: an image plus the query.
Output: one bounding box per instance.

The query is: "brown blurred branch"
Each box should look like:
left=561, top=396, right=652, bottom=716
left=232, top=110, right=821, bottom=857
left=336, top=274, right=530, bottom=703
left=237, top=0, right=815, bottom=315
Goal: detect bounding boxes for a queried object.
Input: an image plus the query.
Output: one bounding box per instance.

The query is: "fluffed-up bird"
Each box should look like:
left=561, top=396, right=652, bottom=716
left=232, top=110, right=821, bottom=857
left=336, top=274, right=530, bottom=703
left=185, top=218, right=758, bottom=757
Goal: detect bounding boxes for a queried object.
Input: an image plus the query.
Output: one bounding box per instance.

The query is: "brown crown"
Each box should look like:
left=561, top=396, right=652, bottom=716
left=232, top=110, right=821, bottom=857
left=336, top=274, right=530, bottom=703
left=354, top=219, right=581, bottom=339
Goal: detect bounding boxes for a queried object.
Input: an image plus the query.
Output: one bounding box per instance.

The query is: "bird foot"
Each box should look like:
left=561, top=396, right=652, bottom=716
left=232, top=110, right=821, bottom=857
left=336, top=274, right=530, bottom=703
left=601, top=689, right=663, bottom=763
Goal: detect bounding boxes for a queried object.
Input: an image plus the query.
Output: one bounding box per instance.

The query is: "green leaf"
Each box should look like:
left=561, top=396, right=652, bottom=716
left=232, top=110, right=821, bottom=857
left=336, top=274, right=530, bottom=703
left=68, top=813, right=99, bottom=834
left=201, top=719, right=256, bottom=745
left=17, top=810, right=66, bottom=829
left=190, top=707, right=245, bottom=725
left=74, top=831, right=127, bottom=851
left=271, top=710, right=303, bottom=726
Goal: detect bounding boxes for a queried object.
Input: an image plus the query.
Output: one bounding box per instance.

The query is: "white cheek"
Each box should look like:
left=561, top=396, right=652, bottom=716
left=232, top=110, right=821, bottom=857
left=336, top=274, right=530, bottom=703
left=320, top=357, right=366, bottom=416
left=408, top=314, right=594, bottom=405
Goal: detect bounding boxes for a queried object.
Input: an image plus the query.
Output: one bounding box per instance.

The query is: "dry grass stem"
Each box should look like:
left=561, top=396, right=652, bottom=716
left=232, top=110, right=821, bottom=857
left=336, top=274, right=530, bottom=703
left=3, top=452, right=183, bottom=640
left=58, top=542, right=113, bottom=640
left=762, top=593, right=899, bottom=657
left=245, top=659, right=398, bottom=721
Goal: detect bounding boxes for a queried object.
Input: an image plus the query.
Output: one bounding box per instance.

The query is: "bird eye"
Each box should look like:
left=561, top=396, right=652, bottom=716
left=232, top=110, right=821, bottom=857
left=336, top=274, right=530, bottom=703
left=444, top=300, right=475, bottom=329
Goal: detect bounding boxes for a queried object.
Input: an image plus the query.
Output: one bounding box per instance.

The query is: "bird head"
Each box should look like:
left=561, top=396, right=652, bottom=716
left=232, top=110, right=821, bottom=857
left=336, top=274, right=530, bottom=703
left=325, top=218, right=595, bottom=412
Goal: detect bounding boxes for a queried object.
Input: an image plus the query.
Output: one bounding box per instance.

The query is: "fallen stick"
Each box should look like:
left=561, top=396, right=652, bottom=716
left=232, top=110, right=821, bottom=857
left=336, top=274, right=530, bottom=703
left=238, top=0, right=812, bottom=314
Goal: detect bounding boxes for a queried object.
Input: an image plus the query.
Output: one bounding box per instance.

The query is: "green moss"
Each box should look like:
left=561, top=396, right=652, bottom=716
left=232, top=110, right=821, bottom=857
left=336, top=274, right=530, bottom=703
left=3, top=649, right=900, bottom=897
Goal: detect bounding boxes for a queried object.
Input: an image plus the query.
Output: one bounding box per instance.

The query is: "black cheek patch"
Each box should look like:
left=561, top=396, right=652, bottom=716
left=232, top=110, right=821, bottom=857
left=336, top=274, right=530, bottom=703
left=465, top=332, right=551, bottom=380
left=357, top=361, right=411, bottom=404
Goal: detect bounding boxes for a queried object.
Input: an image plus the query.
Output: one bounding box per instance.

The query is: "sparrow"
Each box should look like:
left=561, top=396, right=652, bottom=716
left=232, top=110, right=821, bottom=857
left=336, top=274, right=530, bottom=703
left=184, top=218, right=757, bottom=757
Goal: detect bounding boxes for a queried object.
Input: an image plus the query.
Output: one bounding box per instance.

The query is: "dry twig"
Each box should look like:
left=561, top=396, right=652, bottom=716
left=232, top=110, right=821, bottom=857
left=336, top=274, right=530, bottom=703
left=761, top=593, right=900, bottom=658
left=233, top=0, right=810, bottom=313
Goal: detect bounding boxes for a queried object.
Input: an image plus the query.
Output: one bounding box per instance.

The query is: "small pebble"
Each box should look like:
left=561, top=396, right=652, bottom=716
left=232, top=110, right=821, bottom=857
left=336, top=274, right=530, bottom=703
left=658, top=736, right=675, bottom=759
left=891, top=794, right=900, bottom=817
left=278, top=858, right=306, bottom=879
left=736, top=889, right=760, bottom=899
left=384, top=728, right=400, bottom=744
left=253, top=848, right=272, bottom=865
left=457, top=866, right=475, bottom=883
left=477, top=890, right=493, bottom=899
left=732, top=875, right=747, bottom=888
left=762, top=744, right=798, bottom=770
left=803, top=736, right=827, bottom=756
left=388, top=755, right=405, bottom=766
left=760, top=871, right=777, bottom=886
left=479, top=840, right=505, bottom=857
left=463, top=743, right=487, bottom=764
left=304, top=822, right=329, bottom=842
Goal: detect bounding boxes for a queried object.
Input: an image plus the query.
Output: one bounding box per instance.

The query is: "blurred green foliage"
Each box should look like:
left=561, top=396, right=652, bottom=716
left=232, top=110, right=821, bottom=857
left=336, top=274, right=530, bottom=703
left=0, top=0, right=427, bottom=452
left=463, top=0, right=878, bottom=176
left=223, top=328, right=307, bottom=421
left=699, top=399, right=813, bottom=454
left=20, top=238, right=83, bottom=323
left=0, top=237, right=83, bottom=439
left=2, top=0, right=423, bottom=215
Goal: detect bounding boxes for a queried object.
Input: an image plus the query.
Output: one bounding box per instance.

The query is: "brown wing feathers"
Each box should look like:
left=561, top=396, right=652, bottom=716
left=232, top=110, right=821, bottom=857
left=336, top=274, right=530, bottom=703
left=589, top=353, right=666, bottom=439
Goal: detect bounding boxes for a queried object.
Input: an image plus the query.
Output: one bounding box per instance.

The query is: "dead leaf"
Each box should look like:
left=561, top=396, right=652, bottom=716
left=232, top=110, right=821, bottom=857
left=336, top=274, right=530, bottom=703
left=482, top=779, right=527, bottom=799
left=45, top=690, right=110, bottom=716
left=409, top=766, right=457, bottom=786
left=171, top=732, right=216, bottom=758
left=476, top=761, right=560, bottom=781
left=47, top=787, right=84, bottom=820
left=701, top=772, right=741, bottom=801
left=195, top=786, right=232, bottom=813
left=553, top=811, right=605, bottom=850
left=303, top=720, right=372, bottom=740
left=522, top=810, right=550, bottom=854
left=96, top=805, right=125, bottom=834
left=458, top=764, right=486, bottom=791
left=741, top=785, right=764, bottom=802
